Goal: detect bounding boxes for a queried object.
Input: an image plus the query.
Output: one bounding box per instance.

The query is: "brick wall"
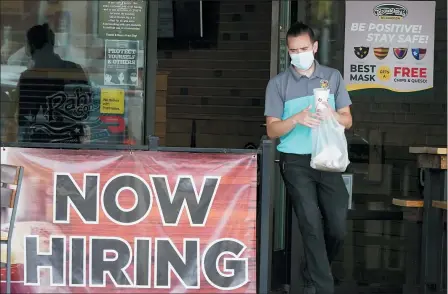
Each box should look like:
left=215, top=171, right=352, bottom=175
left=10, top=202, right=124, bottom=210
left=158, top=1, right=270, bottom=148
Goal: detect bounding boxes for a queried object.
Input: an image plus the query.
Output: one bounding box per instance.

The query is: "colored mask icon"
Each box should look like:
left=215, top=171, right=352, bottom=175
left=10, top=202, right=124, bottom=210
left=373, top=47, right=389, bottom=60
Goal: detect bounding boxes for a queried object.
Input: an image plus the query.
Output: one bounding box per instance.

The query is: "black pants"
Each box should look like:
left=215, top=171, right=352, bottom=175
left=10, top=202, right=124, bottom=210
left=280, top=153, right=349, bottom=294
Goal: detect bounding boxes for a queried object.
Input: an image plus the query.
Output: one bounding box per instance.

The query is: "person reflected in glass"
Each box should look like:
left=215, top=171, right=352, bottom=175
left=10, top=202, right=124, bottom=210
left=17, top=23, right=92, bottom=144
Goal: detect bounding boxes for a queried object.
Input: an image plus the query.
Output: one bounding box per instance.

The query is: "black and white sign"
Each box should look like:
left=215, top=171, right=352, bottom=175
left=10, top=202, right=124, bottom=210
left=98, top=0, right=146, bottom=40
left=104, top=40, right=138, bottom=86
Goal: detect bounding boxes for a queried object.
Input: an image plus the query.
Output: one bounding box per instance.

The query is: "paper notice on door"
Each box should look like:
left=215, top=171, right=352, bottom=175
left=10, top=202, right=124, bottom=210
left=100, top=88, right=125, bottom=114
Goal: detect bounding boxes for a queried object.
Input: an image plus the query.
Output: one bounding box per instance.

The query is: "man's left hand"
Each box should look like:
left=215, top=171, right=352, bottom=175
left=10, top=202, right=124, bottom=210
left=316, top=102, right=338, bottom=120
left=320, top=102, right=352, bottom=129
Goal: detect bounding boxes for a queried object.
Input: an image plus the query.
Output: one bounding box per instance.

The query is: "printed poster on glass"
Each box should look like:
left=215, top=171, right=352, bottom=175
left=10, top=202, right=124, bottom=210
left=344, top=1, right=435, bottom=92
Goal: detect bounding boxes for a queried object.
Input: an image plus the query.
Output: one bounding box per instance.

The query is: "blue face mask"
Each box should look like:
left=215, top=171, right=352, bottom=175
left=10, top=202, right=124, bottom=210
left=290, top=51, right=315, bottom=70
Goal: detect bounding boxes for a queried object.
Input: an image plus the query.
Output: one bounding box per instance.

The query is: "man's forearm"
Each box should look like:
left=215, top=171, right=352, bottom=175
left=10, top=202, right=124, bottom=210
left=266, top=118, right=296, bottom=139
left=334, top=112, right=352, bottom=129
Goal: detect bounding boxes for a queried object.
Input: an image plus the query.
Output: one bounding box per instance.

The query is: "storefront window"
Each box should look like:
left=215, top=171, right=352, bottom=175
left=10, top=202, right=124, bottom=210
left=0, top=0, right=147, bottom=145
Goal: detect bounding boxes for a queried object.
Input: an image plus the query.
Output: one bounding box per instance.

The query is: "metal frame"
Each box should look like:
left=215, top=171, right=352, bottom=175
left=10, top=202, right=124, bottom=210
left=258, top=139, right=276, bottom=294
left=3, top=166, right=24, bottom=294
left=268, top=2, right=292, bottom=291
left=143, top=0, right=159, bottom=144
left=155, top=147, right=258, bottom=154
left=269, top=1, right=280, bottom=78
left=1, top=142, right=150, bottom=151
left=278, top=0, right=291, bottom=73
left=1, top=142, right=260, bottom=155
left=273, top=0, right=290, bottom=253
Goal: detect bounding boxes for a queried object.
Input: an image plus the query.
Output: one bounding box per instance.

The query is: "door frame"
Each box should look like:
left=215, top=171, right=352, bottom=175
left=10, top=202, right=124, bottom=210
left=269, top=0, right=293, bottom=292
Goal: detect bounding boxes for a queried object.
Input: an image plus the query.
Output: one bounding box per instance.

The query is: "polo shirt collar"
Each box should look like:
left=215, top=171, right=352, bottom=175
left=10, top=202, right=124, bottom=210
left=289, top=60, right=325, bottom=81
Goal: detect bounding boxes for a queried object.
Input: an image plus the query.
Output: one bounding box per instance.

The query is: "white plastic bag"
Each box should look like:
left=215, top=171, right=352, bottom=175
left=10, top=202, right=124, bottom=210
left=310, top=114, right=350, bottom=172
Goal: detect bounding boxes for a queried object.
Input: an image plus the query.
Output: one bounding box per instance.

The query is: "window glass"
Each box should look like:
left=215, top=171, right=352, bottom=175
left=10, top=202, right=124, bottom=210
left=0, top=0, right=147, bottom=145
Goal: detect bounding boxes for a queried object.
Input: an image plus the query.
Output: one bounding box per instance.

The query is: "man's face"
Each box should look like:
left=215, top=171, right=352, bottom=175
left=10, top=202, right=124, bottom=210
left=287, top=33, right=318, bottom=54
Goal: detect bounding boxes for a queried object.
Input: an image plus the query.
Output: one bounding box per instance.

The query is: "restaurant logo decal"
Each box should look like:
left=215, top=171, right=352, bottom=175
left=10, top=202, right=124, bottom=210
left=373, top=3, right=408, bottom=20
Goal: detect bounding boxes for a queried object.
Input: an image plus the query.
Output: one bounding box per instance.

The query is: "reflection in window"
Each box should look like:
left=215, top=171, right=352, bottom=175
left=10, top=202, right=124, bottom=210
left=304, top=0, right=337, bottom=67
left=1, top=0, right=147, bottom=145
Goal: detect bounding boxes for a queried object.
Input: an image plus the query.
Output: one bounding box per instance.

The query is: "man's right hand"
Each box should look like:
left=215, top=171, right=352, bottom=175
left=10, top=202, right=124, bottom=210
left=265, top=106, right=321, bottom=139
left=291, top=105, right=321, bottom=128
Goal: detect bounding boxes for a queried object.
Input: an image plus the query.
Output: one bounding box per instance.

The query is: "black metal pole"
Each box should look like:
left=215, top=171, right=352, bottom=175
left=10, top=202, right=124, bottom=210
left=259, top=138, right=275, bottom=294
left=420, top=169, right=445, bottom=293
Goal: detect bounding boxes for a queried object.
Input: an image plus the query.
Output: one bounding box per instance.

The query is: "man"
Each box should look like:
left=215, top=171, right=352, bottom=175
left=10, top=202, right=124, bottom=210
left=264, top=22, right=352, bottom=294
left=17, top=23, right=91, bottom=143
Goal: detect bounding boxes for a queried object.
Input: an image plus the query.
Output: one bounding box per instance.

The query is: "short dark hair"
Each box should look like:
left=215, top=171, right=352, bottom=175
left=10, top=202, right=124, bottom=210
left=286, top=22, right=316, bottom=43
left=27, top=23, right=55, bottom=50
